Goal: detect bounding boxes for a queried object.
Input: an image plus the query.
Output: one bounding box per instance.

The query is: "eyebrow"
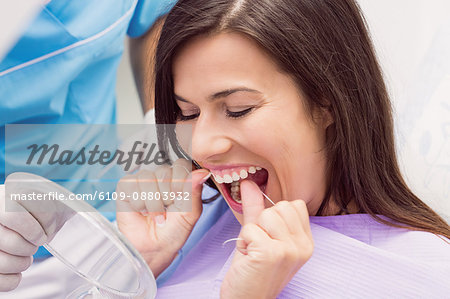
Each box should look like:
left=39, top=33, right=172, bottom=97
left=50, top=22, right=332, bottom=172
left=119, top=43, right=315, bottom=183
left=175, top=87, right=262, bottom=103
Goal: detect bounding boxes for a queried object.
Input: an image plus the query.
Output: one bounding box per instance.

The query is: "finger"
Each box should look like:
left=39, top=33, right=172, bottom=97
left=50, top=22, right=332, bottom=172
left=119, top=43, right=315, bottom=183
left=189, top=169, right=209, bottom=213
left=240, top=180, right=265, bottom=225
left=257, top=208, right=291, bottom=240
left=0, top=209, right=47, bottom=248
left=118, top=130, right=148, bottom=173
left=0, top=273, right=21, bottom=292
left=171, top=159, right=191, bottom=193
left=1, top=185, right=47, bottom=247
left=3, top=174, right=75, bottom=242
left=155, top=166, right=172, bottom=197
left=0, top=251, right=33, bottom=274
left=166, top=159, right=191, bottom=209
left=236, top=223, right=271, bottom=255
left=116, top=178, right=137, bottom=213
left=118, top=174, right=147, bottom=213
left=136, top=171, right=165, bottom=214
left=292, top=200, right=312, bottom=238
left=24, top=206, right=70, bottom=244
left=167, top=169, right=208, bottom=218
left=272, top=201, right=303, bottom=235
left=0, top=224, right=38, bottom=256
left=116, top=186, right=148, bottom=232
left=235, top=237, right=248, bottom=255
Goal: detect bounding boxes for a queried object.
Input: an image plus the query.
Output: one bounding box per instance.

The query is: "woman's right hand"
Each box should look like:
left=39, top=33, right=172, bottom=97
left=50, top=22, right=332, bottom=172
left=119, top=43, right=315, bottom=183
left=116, top=159, right=209, bottom=278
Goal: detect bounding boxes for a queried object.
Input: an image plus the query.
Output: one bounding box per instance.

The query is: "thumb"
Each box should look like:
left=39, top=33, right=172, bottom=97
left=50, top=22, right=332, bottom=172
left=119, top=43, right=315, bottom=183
left=240, top=180, right=264, bottom=225
left=190, top=169, right=210, bottom=198
left=179, top=169, right=210, bottom=215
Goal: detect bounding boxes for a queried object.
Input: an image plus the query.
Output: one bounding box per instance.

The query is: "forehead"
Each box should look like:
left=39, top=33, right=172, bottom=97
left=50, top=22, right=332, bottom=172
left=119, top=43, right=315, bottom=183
left=172, top=32, right=284, bottom=99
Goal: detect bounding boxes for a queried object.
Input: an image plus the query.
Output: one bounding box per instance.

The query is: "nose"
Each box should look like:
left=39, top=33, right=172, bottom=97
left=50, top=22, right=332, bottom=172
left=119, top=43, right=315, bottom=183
left=191, top=115, right=232, bottom=163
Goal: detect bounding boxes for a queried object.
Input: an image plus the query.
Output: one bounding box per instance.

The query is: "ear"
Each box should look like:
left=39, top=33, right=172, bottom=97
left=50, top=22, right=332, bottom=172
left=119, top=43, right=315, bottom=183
left=313, top=104, right=334, bottom=129
left=321, top=106, right=334, bottom=129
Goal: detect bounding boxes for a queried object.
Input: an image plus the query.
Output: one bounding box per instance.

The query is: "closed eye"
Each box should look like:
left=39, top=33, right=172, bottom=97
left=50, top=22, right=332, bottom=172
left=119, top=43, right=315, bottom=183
left=177, top=107, right=255, bottom=121
left=226, top=107, right=254, bottom=118
left=178, top=112, right=199, bottom=121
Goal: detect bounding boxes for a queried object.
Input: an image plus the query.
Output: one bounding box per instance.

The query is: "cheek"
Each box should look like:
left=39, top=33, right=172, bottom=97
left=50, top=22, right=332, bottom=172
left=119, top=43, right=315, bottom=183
left=234, top=119, right=281, bottom=159
left=258, top=117, right=327, bottom=199
left=244, top=116, right=308, bottom=162
left=284, top=132, right=329, bottom=202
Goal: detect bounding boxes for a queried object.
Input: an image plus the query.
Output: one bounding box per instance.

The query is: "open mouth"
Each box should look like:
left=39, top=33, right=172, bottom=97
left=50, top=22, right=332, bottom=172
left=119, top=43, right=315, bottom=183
left=210, top=166, right=269, bottom=214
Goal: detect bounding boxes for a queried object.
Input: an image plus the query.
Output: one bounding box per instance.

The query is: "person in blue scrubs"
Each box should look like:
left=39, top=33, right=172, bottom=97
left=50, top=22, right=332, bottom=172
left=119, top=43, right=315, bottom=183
left=0, top=0, right=175, bottom=244
left=0, top=0, right=175, bottom=174
left=0, top=0, right=174, bottom=292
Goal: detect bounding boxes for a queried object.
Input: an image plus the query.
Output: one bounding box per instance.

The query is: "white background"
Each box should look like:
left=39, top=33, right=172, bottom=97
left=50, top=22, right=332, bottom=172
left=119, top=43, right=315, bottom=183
left=115, top=0, right=450, bottom=220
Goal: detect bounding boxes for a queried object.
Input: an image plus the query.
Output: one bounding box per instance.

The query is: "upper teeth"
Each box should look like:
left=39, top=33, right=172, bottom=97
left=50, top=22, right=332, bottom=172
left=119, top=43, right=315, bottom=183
left=212, top=166, right=263, bottom=184
left=232, top=172, right=240, bottom=181
left=223, top=174, right=233, bottom=184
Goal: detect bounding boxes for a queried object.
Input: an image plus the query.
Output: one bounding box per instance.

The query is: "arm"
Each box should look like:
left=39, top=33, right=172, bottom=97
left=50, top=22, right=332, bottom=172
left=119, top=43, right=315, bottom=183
left=128, top=16, right=166, bottom=113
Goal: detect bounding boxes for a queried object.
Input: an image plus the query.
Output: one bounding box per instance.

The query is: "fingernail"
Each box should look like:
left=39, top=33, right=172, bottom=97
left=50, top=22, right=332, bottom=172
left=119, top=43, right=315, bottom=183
left=140, top=209, right=149, bottom=217
left=155, top=215, right=166, bottom=227
left=171, top=164, right=191, bottom=175
left=200, top=172, right=212, bottom=184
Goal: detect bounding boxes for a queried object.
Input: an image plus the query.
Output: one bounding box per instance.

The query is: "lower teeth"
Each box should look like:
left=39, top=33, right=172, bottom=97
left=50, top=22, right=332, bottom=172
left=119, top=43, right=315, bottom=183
left=232, top=195, right=241, bottom=203
left=231, top=181, right=241, bottom=203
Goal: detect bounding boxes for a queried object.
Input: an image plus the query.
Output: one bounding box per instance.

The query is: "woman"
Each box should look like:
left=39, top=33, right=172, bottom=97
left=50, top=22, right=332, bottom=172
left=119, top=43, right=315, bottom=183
left=116, top=0, right=450, bottom=297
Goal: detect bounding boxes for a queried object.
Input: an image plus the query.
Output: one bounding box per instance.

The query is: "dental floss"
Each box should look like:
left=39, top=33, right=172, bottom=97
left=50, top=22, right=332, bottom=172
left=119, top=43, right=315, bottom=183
left=222, top=237, right=243, bottom=247
left=202, top=171, right=212, bottom=183
left=260, top=191, right=276, bottom=206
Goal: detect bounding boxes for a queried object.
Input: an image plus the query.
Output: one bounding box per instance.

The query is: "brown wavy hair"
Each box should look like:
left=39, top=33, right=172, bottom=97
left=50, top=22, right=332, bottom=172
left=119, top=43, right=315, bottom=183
left=154, top=0, right=450, bottom=239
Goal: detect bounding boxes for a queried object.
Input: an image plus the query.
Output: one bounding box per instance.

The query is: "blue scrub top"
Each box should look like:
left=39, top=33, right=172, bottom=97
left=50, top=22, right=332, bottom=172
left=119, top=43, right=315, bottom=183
left=0, top=0, right=176, bottom=258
